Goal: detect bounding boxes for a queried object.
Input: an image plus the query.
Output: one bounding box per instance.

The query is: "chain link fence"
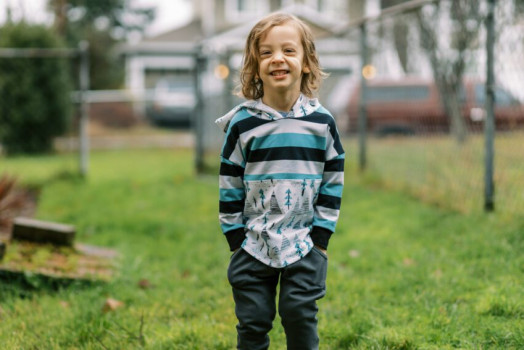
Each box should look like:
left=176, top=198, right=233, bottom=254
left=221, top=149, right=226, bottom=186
left=0, top=44, right=196, bottom=180
left=337, top=0, right=524, bottom=217
left=2, top=0, right=522, bottom=218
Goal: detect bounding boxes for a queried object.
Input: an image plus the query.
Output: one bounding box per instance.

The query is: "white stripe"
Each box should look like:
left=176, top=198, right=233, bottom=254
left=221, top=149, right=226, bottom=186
left=314, top=206, right=340, bottom=223
left=219, top=212, right=243, bottom=224
left=239, top=118, right=329, bottom=145
left=326, top=133, right=342, bottom=160
left=220, top=175, right=244, bottom=189
left=245, top=160, right=324, bottom=176
left=229, top=141, right=245, bottom=166
left=322, top=171, right=344, bottom=186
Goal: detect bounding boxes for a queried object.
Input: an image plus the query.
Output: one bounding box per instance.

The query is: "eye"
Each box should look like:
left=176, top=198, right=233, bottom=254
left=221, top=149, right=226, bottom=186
left=260, top=50, right=271, bottom=56
left=284, top=48, right=296, bottom=54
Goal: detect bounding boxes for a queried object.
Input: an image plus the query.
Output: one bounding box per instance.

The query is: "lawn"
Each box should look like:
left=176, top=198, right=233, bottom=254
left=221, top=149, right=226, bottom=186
left=360, top=132, right=524, bottom=217
left=0, top=148, right=523, bottom=349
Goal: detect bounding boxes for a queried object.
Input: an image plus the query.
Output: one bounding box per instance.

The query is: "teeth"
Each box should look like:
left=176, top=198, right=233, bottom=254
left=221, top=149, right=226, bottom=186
left=272, top=70, right=288, bottom=76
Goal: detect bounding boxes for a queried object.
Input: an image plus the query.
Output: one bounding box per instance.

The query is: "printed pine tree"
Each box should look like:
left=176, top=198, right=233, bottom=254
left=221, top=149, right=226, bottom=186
left=285, top=189, right=292, bottom=209
left=301, top=179, right=307, bottom=196
left=295, top=242, right=304, bottom=258
left=286, top=216, right=295, bottom=228
left=259, top=189, right=266, bottom=209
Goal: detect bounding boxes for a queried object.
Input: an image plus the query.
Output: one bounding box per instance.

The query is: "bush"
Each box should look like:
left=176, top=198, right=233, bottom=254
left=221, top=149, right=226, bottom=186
left=0, top=23, right=72, bottom=155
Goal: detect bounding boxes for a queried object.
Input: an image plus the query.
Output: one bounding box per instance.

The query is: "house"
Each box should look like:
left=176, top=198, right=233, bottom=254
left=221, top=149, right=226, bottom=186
left=119, top=0, right=380, bottom=122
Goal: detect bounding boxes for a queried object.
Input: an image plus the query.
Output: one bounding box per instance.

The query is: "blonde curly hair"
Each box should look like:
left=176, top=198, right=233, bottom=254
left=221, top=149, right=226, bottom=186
left=238, top=13, right=327, bottom=100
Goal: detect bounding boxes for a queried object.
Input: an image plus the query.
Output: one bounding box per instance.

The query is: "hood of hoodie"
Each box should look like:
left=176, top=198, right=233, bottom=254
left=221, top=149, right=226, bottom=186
left=215, top=94, right=321, bottom=133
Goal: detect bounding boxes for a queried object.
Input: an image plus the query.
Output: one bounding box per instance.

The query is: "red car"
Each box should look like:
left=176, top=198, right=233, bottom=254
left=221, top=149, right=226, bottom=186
left=345, top=77, right=524, bottom=135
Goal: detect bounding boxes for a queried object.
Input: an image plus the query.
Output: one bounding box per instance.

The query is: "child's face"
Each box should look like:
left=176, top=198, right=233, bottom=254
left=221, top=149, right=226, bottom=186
left=257, top=23, right=309, bottom=99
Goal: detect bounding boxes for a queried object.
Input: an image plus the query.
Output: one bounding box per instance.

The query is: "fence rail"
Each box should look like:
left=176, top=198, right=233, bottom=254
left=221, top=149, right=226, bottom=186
left=2, top=0, right=523, bottom=217
left=336, top=0, right=523, bottom=217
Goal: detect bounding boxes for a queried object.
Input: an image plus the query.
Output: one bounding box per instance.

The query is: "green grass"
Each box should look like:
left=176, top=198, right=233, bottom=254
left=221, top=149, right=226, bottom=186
left=359, top=132, right=524, bottom=217
left=1, top=148, right=523, bottom=349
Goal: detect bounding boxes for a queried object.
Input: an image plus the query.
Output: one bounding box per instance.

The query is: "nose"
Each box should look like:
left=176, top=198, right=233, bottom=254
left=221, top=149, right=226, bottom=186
left=272, top=51, right=284, bottom=64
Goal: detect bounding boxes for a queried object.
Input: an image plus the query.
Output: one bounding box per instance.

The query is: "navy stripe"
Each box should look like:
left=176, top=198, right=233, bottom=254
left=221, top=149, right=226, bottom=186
left=300, top=112, right=345, bottom=155
left=222, top=124, right=240, bottom=159
left=324, top=158, right=344, bottom=172
left=220, top=200, right=245, bottom=213
left=299, top=112, right=333, bottom=125
left=220, top=162, right=245, bottom=177
left=236, top=116, right=274, bottom=134
left=317, top=193, right=341, bottom=210
left=332, top=135, right=344, bottom=156
left=248, top=147, right=325, bottom=163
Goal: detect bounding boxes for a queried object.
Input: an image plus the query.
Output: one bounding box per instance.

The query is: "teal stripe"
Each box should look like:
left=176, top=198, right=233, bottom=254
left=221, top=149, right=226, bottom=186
left=313, top=218, right=336, bottom=232
left=332, top=153, right=345, bottom=160
left=220, top=188, right=245, bottom=201
left=221, top=157, right=236, bottom=165
left=319, top=183, right=343, bottom=197
left=221, top=223, right=244, bottom=233
left=316, top=106, right=334, bottom=118
left=223, top=109, right=254, bottom=139
left=244, top=173, right=323, bottom=181
left=250, top=133, right=326, bottom=150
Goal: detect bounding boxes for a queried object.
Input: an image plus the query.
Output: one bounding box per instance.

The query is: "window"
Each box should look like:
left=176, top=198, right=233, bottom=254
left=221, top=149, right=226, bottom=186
left=225, top=0, right=269, bottom=23
left=475, top=84, right=517, bottom=107
left=367, top=85, right=430, bottom=102
left=305, top=0, right=348, bottom=17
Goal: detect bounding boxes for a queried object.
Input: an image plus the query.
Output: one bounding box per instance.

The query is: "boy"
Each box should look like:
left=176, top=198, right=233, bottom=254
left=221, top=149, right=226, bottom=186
left=216, top=12, right=345, bottom=350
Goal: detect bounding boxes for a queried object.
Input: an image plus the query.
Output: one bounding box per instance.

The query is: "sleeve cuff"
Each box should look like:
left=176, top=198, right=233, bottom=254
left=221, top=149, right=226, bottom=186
left=310, top=226, right=333, bottom=250
left=225, top=227, right=246, bottom=251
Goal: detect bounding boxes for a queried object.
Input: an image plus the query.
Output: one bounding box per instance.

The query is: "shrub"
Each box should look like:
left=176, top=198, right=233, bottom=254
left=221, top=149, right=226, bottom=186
left=0, top=23, right=72, bottom=155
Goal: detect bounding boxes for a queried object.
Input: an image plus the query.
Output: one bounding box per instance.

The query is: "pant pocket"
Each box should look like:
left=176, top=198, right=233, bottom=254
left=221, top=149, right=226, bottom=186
left=312, top=246, right=328, bottom=260
left=227, top=249, right=251, bottom=286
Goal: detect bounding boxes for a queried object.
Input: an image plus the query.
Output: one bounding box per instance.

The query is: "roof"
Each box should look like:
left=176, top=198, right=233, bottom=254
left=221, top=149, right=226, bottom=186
left=144, top=19, right=205, bottom=43
left=122, top=4, right=349, bottom=55
left=205, top=4, right=341, bottom=52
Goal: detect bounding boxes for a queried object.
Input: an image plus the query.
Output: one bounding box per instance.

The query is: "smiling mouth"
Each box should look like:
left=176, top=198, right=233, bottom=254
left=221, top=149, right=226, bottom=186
left=270, top=70, right=289, bottom=77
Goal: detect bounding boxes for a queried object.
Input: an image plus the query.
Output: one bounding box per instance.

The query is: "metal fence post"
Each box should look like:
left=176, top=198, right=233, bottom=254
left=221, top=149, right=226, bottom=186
left=484, top=0, right=496, bottom=212
left=225, top=49, right=234, bottom=110
left=78, top=41, right=90, bottom=178
left=193, top=46, right=206, bottom=174
left=358, top=22, right=368, bottom=171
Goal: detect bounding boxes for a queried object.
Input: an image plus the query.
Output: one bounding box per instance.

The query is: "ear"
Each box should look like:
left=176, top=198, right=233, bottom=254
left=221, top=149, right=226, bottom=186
left=303, top=66, right=311, bottom=74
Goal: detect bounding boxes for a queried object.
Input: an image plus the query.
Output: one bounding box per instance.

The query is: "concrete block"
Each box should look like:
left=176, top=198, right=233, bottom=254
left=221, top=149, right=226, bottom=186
left=12, top=217, right=75, bottom=246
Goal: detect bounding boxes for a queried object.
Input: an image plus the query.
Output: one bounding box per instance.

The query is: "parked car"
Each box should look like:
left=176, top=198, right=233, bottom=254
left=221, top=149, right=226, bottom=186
left=146, top=79, right=195, bottom=127
left=345, top=77, right=524, bottom=135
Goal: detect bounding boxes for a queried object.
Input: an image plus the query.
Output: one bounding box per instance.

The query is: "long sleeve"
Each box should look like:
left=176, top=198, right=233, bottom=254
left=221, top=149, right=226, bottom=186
left=219, top=123, right=247, bottom=251
left=310, top=121, right=345, bottom=249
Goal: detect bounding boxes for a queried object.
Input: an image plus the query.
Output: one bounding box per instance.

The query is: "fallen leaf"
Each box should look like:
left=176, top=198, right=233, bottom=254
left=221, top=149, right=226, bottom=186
left=181, top=269, right=191, bottom=279
left=349, top=250, right=360, bottom=258
left=102, top=298, right=124, bottom=313
left=138, top=279, right=152, bottom=289
left=403, top=258, right=415, bottom=266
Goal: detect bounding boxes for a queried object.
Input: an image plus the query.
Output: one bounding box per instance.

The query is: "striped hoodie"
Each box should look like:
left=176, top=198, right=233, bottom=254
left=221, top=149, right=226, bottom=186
left=216, top=94, right=344, bottom=267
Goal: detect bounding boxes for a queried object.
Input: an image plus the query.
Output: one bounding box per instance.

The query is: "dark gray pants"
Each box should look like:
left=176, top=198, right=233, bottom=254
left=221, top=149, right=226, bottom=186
left=227, top=247, right=328, bottom=350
